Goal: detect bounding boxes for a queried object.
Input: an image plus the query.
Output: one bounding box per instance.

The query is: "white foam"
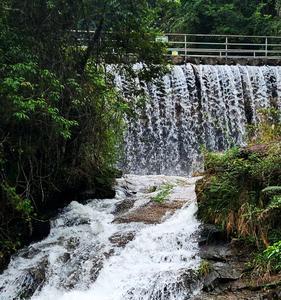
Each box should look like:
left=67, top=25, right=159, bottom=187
left=0, top=175, right=201, bottom=300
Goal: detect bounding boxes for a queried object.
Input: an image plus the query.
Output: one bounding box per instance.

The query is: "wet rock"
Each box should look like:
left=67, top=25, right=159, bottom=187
left=63, top=255, right=104, bottom=290
left=194, top=283, right=281, bottom=300
left=212, top=262, right=241, bottom=281
left=261, top=289, right=281, bottom=300
left=181, top=269, right=201, bottom=292
left=199, top=244, right=232, bottom=262
left=30, top=219, right=51, bottom=243
left=109, top=231, right=135, bottom=247
left=89, top=258, right=104, bottom=283
left=66, top=237, right=80, bottom=250
left=198, top=224, right=228, bottom=246
left=103, top=249, right=115, bottom=259
left=198, top=235, right=243, bottom=295
left=114, top=200, right=186, bottom=224
left=79, top=188, right=115, bottom=201
left=146, top=186, right=157, bottom=193
left=202, top=262, right=241, bottom=292
left=195, top=238, right=281, bottom=300
left=113, top=199, right=135, bottom=215
left=126, top=269, right=199, bottom=300
left=20, top=246, right=41, bottom=259
left=60, top=252, right=71, bottom=263
left=16, top=258, right=48, bottom=299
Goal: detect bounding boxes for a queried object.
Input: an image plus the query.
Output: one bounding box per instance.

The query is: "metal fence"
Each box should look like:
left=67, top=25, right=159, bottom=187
left=164, top=34, right=281, bottom=60
left=71, top=30, right=281, bottom=60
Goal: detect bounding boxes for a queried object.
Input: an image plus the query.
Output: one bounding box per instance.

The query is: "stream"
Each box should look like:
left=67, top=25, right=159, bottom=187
left=0, top=175, right=201, bottom=300
left=1, top=63, right=281, bottom=299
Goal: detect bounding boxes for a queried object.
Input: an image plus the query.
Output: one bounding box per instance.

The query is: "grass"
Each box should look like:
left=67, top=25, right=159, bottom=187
left=197, top=260, right=213, bottom=277
left=151, top=183, right=174, bottom=203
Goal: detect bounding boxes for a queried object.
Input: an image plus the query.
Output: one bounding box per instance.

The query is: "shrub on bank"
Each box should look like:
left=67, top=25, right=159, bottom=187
left=196, top=108, right=281, bottom=275
left=197, top=142, right=281, bottom=246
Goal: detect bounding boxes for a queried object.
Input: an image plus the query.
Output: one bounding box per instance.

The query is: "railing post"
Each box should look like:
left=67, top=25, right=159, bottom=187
left=265, top=37, right=268, bottom=58
left=184, top=34, right=187, bottom=63
left=225, top=36, right=228, bottom=59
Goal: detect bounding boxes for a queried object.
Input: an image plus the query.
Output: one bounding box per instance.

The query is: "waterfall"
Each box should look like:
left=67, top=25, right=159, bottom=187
left=1, top=64, right=280, bottom=300
left=116, top=64, right=281, bottom=175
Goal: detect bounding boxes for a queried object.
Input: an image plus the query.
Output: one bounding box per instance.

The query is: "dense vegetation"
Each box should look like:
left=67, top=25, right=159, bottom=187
left=0, top=0, right=281, bottom=275
left=0, top=0, right=168, bottom=269
left=196, top=110, right=281, bottom=276
left=160, top=0, right=281, bottom=35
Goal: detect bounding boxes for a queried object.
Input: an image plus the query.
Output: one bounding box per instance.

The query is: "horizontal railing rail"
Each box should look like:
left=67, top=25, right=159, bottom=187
left=164, top=33, right=281, bottom=60
left=71, top=31, right=281, bottom=60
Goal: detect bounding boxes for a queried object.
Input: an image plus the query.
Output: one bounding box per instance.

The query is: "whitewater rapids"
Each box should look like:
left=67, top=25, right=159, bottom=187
left=0, top=175, right=202, bottom=300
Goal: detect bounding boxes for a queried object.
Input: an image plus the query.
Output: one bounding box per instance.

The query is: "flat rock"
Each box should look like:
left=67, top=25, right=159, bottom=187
left=212, top=262, right=241, bottom=281
left=200, top=245, right=232, bottom=262
left=114, top=200, right=186, bottom=224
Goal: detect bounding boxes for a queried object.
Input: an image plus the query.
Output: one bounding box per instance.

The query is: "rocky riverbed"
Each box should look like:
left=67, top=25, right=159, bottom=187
left=0, top=174, right=279, bottom=300
left=0, top=175, right=201, bottom=300
left=196, top=225, right=281, bottom=300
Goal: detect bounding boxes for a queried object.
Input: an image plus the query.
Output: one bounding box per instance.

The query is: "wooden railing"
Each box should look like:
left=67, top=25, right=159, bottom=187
left=164, top=34, right=281, bottom=60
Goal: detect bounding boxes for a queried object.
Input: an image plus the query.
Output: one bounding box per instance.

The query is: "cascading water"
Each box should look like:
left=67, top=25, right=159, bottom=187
left=1, top=64, right=281, bottom=300
left=116, top=64, right=281, bottom=175
left=0, top=175, right=201, bottom=300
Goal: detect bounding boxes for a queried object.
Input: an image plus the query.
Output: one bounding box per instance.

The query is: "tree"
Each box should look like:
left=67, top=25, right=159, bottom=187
left=160, top=0, right=281, bottom=36
left=0, top=0, right=170, bottom=269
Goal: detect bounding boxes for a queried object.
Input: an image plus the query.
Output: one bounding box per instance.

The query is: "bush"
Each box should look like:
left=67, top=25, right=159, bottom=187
left=197, top=142, right=281, bottom=247
left=252, top=240, right=281, bottom=276
left=263, top=241, right=281, bottom=273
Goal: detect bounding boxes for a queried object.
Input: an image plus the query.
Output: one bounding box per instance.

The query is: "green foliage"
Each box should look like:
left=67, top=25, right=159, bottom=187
left=249, top=145, right=281, bottom=184
left=197, top=142, right=281, bottom=247
left=0, top=0, right=168, bottom=269
left=267, top=195, right=281, bottom=210
left=203, top=147, right=241, bottom=173
left=259, top=194, right=281, bottom=229
left=262, top=186, right=281, bottom=195
left=1, top=183, right=33, bottom=217
left=1, top=62, right=78, bottom=139
left=152, top=183, right=174, bottom=203
left=199, top=104, right=281, bottom=247
left=252, top=240, right=281, bottom=275
left=263, top=241, right=281, bottom=272
left=197, top=260, right=213, bottom=277
left=160, top=0, right=281, bottom=35
left=0, top=182, right=34, bottom=262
